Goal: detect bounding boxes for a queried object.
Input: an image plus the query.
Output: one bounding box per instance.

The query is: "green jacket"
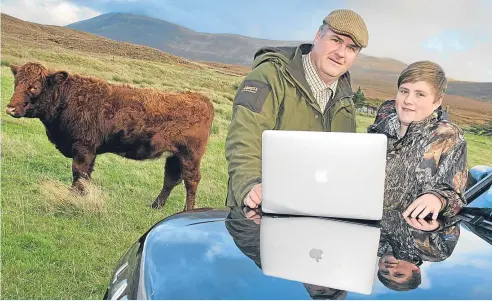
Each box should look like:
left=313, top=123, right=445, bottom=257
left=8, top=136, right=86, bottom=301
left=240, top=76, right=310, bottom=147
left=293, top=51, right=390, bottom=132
left=225, top=43, right=356, bottom=206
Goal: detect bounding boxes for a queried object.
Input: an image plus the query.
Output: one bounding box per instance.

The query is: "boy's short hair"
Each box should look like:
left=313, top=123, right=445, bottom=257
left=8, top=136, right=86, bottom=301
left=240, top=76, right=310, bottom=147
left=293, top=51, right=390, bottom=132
left=397, top=60, right=447, bottom=101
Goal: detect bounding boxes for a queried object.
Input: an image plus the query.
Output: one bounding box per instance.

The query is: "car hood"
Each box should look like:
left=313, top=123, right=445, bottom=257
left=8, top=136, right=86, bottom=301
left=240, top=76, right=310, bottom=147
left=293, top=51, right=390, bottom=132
left=134, top=205, right=492, bottom=300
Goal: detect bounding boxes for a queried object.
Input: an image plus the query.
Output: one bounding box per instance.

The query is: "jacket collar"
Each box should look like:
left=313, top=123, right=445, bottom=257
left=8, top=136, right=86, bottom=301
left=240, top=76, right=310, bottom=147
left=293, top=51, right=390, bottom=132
left=369, top=100, right=443, bottom=139
left=253, top=43, right=353, bottom=103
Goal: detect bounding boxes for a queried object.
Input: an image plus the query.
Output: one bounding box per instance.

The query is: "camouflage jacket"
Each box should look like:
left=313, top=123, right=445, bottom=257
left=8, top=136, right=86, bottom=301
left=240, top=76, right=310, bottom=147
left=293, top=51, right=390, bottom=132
left=368, top=100, right=468, bottom=217
left=378, top=209, right=461, bottom=265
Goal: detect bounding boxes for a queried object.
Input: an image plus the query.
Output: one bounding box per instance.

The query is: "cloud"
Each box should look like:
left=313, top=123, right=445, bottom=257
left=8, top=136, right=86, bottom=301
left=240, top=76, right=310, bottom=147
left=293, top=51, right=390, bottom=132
left=205, top=243, right=226, bottom=262
left=65, top=0, right=246, bottom=34
left=418, top=263, right=432, bottom=289
left=66, top=0, right=492, bottom=82
left=342, top=0, right=492, bottom=81
left=2, top=0, right=491, bottom=81
left=0, top=0, right=100, bottom=26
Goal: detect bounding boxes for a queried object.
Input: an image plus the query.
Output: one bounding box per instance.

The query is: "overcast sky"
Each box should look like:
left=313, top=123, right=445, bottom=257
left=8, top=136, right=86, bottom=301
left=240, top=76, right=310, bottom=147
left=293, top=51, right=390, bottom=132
left=2, top=0, right=491, bottom=82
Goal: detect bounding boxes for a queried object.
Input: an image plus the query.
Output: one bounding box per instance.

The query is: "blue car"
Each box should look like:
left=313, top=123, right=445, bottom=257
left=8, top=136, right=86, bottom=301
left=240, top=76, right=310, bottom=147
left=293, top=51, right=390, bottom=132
left=104, top=165, right=492, bottom=300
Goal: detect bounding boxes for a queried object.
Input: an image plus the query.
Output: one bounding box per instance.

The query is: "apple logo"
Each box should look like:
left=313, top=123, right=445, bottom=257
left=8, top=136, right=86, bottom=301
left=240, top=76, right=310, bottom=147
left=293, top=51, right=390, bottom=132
left=309, top=248, right=323, bottom=262
left=315, top=170, right=329, bottom=183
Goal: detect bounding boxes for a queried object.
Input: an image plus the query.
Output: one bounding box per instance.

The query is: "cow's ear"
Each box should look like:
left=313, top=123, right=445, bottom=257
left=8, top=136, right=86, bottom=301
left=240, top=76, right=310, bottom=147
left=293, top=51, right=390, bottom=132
left=10, top=64, right=19, bottom=76
left=53, top=71, right=68, bottom=84
left=47, top=71, right=68, bottom=87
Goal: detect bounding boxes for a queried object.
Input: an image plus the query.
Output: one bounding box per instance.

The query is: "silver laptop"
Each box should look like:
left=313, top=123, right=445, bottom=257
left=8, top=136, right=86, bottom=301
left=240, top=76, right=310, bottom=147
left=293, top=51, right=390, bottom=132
left=260, top=215, right=381, bottom=295
left=261, top=130, right=387, bottom=220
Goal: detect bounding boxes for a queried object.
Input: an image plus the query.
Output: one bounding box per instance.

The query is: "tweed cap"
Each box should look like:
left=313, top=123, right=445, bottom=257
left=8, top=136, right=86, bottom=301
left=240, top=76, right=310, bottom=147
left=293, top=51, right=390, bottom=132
left=323, top=9, right=368, bottom=48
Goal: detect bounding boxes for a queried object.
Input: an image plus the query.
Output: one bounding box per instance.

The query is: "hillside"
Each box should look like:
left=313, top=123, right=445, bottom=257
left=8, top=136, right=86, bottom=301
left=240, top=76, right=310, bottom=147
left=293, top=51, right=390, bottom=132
left=66, top=12, right=492, bottom=104
left=0, top=13, right=197, bottom=68
left=66, top=12, right=301, bottom=66
left=65, top=12, right=408, bottom=74
left=2, top=12, right=492, bottom=125
left=445, top=81, right=492, bottom=103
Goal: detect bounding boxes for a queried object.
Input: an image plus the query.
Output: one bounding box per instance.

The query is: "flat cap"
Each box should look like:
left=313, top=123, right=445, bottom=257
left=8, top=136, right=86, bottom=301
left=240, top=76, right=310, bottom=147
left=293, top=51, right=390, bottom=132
left=323, top=9, right=368, bottom=48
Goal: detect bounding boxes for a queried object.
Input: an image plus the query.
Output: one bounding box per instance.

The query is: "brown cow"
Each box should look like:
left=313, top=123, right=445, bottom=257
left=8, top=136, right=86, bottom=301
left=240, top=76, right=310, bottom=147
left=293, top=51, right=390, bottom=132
left=6, top=62, right=215, bottom=211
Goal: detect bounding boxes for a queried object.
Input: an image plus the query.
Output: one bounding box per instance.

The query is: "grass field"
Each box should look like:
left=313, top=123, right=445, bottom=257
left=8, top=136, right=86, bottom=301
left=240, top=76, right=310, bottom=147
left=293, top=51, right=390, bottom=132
left=0, top=57, right=236, bottom=298
left=2, top=46, right=492, bottom=299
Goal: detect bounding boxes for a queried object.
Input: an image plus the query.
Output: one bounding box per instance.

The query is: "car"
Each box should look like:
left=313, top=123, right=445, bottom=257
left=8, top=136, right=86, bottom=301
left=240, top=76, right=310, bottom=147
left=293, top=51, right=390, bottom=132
left=103, top=165, right=492, bottom=300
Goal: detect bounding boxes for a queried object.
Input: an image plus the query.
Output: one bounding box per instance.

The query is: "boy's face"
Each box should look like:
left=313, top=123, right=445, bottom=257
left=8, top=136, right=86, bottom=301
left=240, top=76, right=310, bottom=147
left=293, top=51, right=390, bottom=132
left=378, top=254, right=420, bottom=284
left=395, top=81, right=442, bottom=126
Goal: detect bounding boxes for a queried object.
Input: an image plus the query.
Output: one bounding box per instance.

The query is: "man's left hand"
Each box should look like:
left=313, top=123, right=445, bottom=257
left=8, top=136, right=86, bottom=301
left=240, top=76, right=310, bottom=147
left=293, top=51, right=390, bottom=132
left=244, top=207, right=261, bottom=225
left=402, top=193, right=443, bottom=219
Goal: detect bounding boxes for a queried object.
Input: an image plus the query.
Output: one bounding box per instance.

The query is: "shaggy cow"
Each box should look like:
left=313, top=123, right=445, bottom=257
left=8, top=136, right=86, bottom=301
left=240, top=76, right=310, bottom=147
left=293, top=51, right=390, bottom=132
left=6, top=62, right=215, bottom=211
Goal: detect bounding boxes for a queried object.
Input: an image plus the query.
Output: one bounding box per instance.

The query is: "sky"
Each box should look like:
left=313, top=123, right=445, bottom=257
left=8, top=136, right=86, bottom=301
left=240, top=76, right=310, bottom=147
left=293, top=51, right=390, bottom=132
left=1, top=0, right=492, bottom=82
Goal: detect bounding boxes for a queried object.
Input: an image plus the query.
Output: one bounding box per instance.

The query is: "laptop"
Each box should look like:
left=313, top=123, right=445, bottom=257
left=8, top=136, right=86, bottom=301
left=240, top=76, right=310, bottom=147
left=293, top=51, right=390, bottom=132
left=261, top=130, right=387, bottom=220
left=260, top=215, right=381, bottom=295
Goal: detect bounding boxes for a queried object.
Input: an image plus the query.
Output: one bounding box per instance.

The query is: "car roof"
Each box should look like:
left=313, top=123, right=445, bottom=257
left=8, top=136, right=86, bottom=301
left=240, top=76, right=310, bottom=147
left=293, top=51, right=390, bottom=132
left=140, top=208, right=492, bottom=299
left=113, top=168, right=492, bottom=300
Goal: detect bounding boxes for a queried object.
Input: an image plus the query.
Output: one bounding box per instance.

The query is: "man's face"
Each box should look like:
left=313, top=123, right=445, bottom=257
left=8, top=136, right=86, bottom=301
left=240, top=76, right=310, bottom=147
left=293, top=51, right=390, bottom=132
left=309, top=27, right=361, bottom=81
left=378, top=255, right=420, bottom=284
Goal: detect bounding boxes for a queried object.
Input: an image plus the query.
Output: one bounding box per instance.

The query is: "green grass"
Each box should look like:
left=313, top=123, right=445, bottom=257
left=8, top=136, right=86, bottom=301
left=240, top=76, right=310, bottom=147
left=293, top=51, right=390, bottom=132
left=1, top=48, right=492, bottom=299
left=0, top=61, right=231, bottom=299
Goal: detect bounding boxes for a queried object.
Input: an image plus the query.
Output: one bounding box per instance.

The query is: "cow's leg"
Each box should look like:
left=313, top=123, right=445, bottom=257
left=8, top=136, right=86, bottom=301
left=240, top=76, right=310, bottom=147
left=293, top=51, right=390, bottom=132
left=71, top=145, right=96, bottom=195
left=180, top=154, right=202, bottom=212
left=150, top=155, right=183, bottom=209
left=177, top=130, right=211, bottom=211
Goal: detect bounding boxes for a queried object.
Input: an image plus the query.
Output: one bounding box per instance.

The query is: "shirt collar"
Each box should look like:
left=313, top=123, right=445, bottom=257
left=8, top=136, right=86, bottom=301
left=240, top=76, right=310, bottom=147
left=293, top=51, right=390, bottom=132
left=370, top=109, right=440, bottom=139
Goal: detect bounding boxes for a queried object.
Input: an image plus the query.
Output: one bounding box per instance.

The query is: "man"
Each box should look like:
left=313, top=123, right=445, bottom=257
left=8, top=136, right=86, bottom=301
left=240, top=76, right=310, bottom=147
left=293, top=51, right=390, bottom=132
left=225, top=9, right=369, bottom=208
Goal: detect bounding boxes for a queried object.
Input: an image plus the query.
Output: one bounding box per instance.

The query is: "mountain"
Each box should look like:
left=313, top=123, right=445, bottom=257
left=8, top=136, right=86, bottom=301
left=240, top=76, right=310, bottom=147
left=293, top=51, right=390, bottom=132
left=445, top=81, right=492, bottom=103
left=2, top=12, right=492, bottom=125
left=0, top=13, right=198, bottom=68
left=66, top=12, right=301, bottom=67
left=66, top=12, right=492, bottom=103
left=63, top=13, right=412, bottom=96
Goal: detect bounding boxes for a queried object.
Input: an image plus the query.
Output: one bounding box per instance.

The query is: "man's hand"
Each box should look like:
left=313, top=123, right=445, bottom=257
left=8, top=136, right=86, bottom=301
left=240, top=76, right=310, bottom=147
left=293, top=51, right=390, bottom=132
left=402, top=193, right=443, bottom=219
left=404, top=216, right=440, bottom=231
left=243, top=183, right=262, bottom=209
left=244, top=207, right=261, bottom=225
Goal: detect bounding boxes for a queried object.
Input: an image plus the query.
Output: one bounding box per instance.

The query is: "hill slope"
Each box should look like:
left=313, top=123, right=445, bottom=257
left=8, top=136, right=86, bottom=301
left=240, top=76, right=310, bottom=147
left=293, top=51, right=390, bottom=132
left=445, top=81, right=492, bottom=103
left=67, top=12, right=492, bottom=103
left=2, top=12, right=492, bottom=125
left=1, top=13, right=197, bottom=68
left=66, top=12, right=301, bottom=66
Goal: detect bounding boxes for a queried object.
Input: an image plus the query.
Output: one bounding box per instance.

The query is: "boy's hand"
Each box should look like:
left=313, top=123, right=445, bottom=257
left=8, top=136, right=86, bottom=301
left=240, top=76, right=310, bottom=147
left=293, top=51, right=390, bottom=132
left=403, top=193, right=443, bottom=219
